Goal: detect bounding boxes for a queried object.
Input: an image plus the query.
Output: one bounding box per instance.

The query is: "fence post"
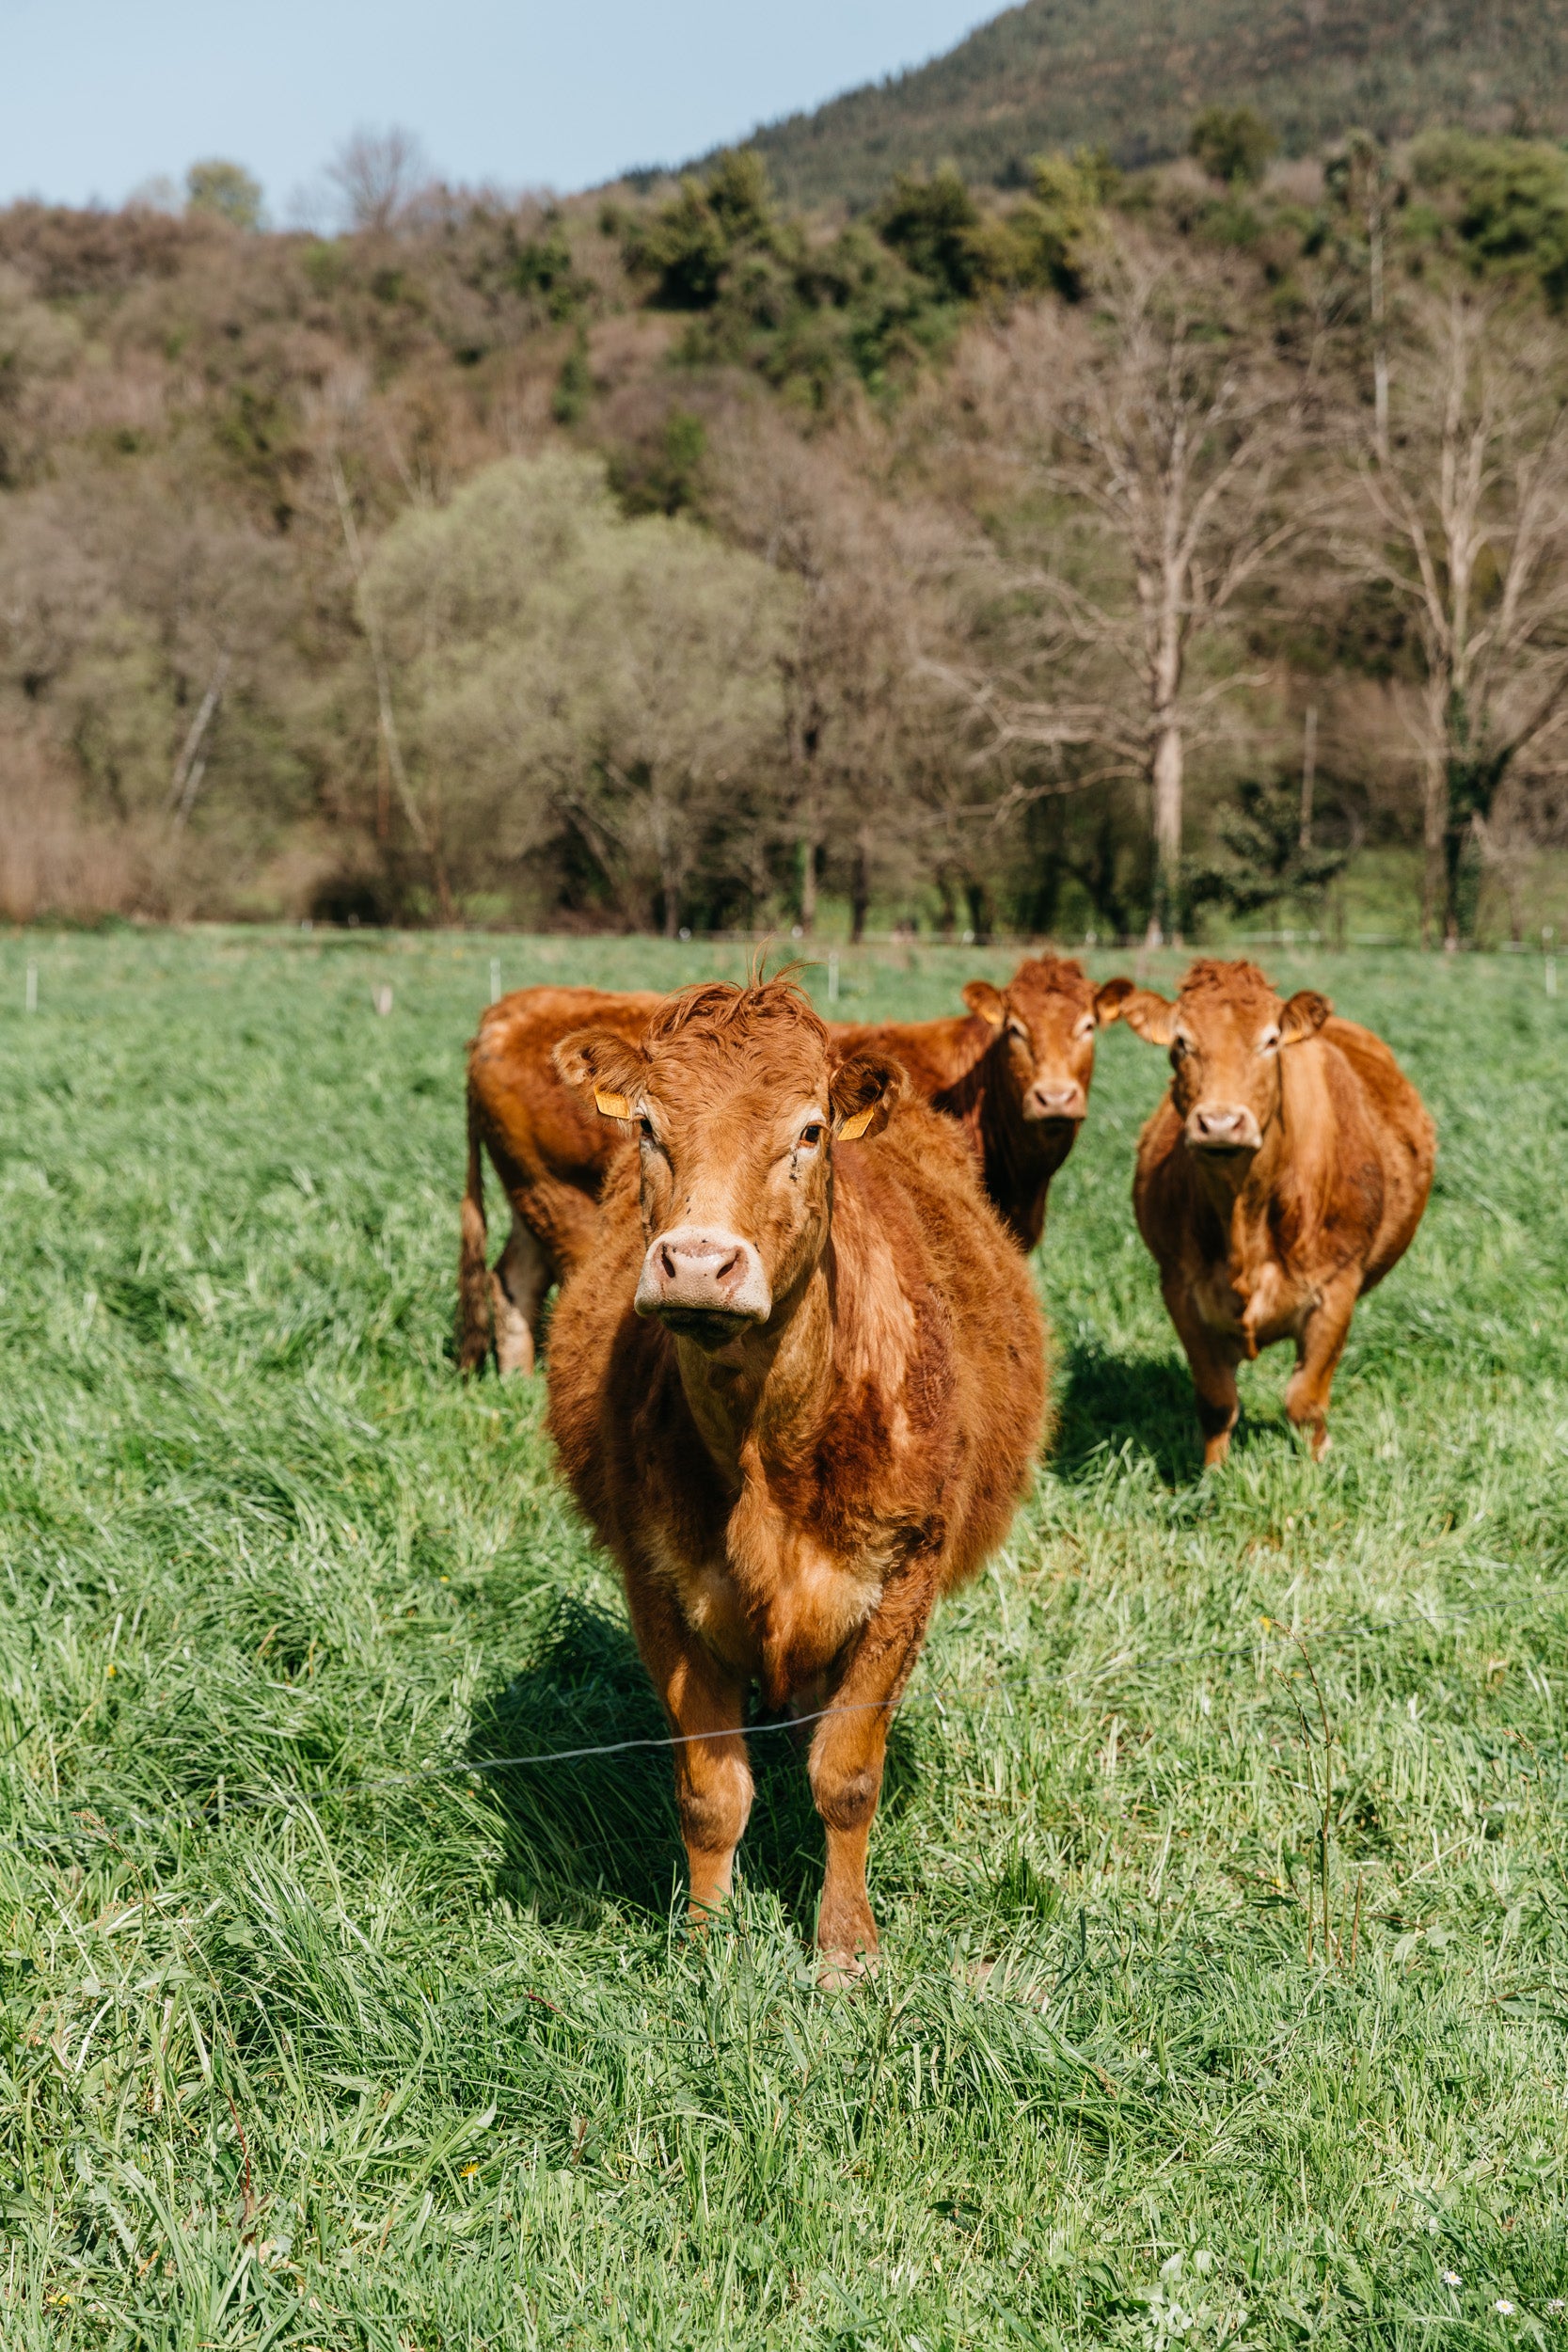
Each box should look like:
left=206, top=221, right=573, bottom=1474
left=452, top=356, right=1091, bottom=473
left=490, top=958, right=502, bottom=1005
left=1545, top=925, right=1558, bottom=999
left=827, top=952, right=839, bottom=1006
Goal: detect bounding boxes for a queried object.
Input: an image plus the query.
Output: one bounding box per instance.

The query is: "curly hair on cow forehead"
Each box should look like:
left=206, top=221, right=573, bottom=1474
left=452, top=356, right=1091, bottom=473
left=1178, top=958, right=1280, bottom=1007
left=645, top=973, right=829, bottom=1052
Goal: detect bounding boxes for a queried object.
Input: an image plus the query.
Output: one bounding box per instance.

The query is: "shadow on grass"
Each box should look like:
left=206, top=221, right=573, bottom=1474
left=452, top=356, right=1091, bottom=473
left=470, top=1593, right=919, bottom=1936
left=1052, top=1336, right=1295, bottom=1486
left=1051, top=1338, right=1202, bottom=1486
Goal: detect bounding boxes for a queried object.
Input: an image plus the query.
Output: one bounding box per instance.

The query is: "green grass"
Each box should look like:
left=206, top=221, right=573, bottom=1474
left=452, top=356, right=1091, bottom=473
left=0, top=927, right=1564, bottom=2350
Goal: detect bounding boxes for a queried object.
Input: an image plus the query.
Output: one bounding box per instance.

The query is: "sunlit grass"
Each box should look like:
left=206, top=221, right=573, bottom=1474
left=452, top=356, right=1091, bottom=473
left=0, top=927, right=1563, bottom=2347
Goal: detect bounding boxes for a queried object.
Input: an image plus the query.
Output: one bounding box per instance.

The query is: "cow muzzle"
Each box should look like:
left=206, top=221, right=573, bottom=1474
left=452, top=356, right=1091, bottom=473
left=1186, top=1102, right=1263, bottom=1154
left=635, top=1224, right=772, bottom=1343
left=1023, top=1079, right=1086, bottom=1123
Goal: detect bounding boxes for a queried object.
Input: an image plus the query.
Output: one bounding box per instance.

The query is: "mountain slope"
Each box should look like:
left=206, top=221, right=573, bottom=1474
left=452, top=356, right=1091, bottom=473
left=745, top=0, right=1568, bottom=208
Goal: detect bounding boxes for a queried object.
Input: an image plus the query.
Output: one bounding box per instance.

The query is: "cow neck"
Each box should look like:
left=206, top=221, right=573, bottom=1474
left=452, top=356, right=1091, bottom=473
left=670, top=1255, right=834, bottom=1498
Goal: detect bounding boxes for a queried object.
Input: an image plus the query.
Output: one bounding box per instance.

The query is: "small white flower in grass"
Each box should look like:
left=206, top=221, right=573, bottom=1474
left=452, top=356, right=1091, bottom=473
left=1495, top=2300, right=1515, bottom=2316
left=1547, top=2298, right=1565, bottom=2316
left=1427, top=2217, right=1440, bottom=2233
left=1441, top=2269, right=1462, bottom=2287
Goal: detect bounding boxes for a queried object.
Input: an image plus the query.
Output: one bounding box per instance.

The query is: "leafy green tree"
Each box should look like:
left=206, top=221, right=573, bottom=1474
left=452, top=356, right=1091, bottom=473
left=184, top=160, right=264, bottom=231
left=624, top=150, right=779, bottom=310
left=876, top=165, right=984, bottom=301
left=1188, top=772, right=1349, bottom=919
left=1189, top=108, right=1276, bottom=190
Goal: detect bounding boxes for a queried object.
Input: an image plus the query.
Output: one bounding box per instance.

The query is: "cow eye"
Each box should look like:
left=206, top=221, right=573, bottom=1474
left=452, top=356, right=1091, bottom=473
left=1007, top=1019, right=1029, bottom=1042
left=1074, top=1014, right=1094, bottom=1039
left=1170, top=1036, right=1188, bottom=1061
left=638, top=1114, right=656, bottom=1143
left=797, top=1122, right=823, bottom=1150
left=1259, top=1026, right=1281, bottom=1052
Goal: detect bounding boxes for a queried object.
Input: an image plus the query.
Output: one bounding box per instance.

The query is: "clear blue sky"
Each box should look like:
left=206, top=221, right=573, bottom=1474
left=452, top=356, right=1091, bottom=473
left=0, top=1, right=994, bottom=214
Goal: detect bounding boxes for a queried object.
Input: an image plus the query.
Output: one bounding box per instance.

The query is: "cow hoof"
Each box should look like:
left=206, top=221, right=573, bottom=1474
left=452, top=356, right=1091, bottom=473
left=816, top=1946, right=879, bottom=1992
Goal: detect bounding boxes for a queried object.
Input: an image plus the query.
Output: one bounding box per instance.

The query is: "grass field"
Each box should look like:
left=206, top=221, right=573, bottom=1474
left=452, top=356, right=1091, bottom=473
left=0, top=928, right=1564, bottom=2350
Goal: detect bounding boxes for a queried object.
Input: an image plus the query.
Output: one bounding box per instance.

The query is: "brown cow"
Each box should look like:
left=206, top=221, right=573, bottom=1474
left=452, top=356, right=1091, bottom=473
left=459, top=987, right=661, bottom=1375
left=1107, top=960, right=1434, bottom=1466
left=834, top=955, right=1127, bottom=1251
left=460, top=956, right=1119, bottom=1372
left=545, top=977, right=1045, bottom=1974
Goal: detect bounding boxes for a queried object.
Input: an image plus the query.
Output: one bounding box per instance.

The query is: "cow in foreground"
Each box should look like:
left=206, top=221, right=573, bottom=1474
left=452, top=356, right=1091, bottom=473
left=460, top=955, right=1119, bottom=1372
left=1108, top=960, right=1434, bottom=1465
left=833, top=955, right=1127, bottom=1251
left=545, top=977, right=1045, bottom=1973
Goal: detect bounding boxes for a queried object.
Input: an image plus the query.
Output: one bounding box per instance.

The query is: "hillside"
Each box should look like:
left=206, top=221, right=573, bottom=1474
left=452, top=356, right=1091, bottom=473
left=746, top=0, right=1568, bottom=207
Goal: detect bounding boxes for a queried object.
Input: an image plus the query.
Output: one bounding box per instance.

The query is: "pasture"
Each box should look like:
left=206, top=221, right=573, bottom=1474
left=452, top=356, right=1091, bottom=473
left=0, top=928, right=1564, bottom=2350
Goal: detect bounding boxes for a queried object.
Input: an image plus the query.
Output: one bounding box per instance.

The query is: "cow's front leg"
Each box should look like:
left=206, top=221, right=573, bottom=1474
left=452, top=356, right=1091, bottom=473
left=1163, top=1278, right=1241, bottom=1469
left=807, top=1572, right=930, bottom=1979
left=1285, top=1270, right=1361, bottom=1458
left=625, top=1573, right=752, bottom=1921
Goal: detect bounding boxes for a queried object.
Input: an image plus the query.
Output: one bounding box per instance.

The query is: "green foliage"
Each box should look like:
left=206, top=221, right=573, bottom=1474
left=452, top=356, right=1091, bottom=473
left=1, top=930, right=1566, bottom=2343
left=1190, top=105, right=1279, bottom=189
left=747, top=0, right=1568, bottom=209
left=551, top=330, right=593, bottom=424
left=509, top=213, right=592, bottom=323
left=1409, top=132, right=1568, bottom=308
left=610, top=407, right=708, bottom=517
left=184, top=158, right=263, bottom=232
left=623, top=149, right=780, bottom=310
left=1187, top=771, right=1351, bottom=919
left=876, top=163, right=987, bottom=300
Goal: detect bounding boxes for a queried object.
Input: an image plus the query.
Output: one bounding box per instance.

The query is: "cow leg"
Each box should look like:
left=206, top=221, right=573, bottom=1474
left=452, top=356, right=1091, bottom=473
left=491, top=1216, right=550, bottom=1376
left=1285, top=1272, right=1361, bottom=1459
left=625, top=1578, right=752, bottom=1921
left=807, top=1588, right=928, bottom=1979
left=1163, top=1280, right=1241, bottom=1469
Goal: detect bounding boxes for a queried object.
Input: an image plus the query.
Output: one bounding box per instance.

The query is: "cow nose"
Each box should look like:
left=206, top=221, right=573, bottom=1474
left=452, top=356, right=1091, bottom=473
left=1024, top=1080, right=1085, bottom=1121
left=634, top=1224, right=772, bottom=1327
left=1189, top=1103, right=1261, bottom=1152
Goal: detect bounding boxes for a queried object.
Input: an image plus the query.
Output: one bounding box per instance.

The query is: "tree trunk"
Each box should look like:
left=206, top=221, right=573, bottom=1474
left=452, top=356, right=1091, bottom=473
left=1149, top=715, right=1183, bottom=943
left=1420, top=741, right=1446, bottom=951
left=849, top=835, right=871, bottom=945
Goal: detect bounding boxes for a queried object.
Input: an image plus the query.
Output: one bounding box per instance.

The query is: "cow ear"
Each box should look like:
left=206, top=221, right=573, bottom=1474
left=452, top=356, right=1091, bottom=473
left=553, top=1026, right=647, bottom=1119
left=829, top=1050, right=906, bottom=1143
left=1115, top=988, right=1178, bottom=1046
left=1280, top=990, right=1331, bottom=1045
left=1093, top=977, right=1136, bottom=1026
left=961, top=979, right=1006, bottom=1027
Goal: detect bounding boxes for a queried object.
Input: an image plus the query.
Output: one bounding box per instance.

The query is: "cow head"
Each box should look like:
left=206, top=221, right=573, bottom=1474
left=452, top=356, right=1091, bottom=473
left=959, top=956, right=1129, bottom=1128
left=1104, top=959, right=1331, bottom=1158
left=556, top=978, right=904, bottom=1352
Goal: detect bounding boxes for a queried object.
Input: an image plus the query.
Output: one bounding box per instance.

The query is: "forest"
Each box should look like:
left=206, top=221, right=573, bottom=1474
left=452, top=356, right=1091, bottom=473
left=4, top=119, right=1568, bottom=946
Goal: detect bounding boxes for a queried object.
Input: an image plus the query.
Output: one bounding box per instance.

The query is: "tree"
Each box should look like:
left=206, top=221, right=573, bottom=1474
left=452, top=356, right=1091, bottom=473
left=1336, top=291, right=1568, bottom=945
left=368, top=453, right=796, bottom=932
left=1189, top=107, right=1277, bottom=191
left=184, top=161, right=263, bottom=231
left=327, top=127, right=430, bottom=234
left=946, top=252, right=1317, bottom=937
left=705, top=409, right=962, bottom=938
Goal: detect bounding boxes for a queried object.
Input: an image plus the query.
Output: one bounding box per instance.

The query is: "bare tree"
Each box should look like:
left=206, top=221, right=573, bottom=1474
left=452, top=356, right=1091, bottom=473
left=1336, top=291, right=1568, bottom=945
left=946, top=251, right=1318, bottom=938
left=328, top=127, right=430, bottom=235
left=706, top=410, right=963, bottom=936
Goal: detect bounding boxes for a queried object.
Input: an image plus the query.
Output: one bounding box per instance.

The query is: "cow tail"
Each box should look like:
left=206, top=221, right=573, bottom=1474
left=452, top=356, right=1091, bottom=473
left=456, top=1081, right=493, bottom=1375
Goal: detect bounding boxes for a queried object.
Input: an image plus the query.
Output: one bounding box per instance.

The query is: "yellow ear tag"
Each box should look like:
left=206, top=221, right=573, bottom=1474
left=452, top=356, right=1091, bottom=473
left=837, top=1104, right=877, bottom=1142
left=594, top=1089, right=633, bottom=1120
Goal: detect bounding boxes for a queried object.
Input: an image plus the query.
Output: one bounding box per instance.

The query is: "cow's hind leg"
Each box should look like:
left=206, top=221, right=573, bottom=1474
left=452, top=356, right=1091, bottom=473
left=492, top=1216, right=550, bottom=1377
left=1285, top=1271, right=1360, bottom=1459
